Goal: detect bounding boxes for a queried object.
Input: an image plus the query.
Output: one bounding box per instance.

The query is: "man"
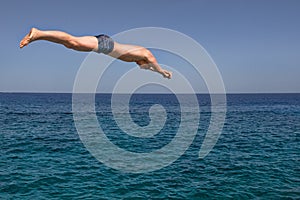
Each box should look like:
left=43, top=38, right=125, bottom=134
left=20, top=28, right=172, bottom=79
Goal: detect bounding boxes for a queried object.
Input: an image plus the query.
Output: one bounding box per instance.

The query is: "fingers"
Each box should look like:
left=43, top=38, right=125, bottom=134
left=162, top=70, right=172, bottom=79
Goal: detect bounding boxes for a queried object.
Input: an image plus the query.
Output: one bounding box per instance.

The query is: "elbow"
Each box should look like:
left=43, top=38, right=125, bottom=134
left=144, top=49, right=157, bottom=63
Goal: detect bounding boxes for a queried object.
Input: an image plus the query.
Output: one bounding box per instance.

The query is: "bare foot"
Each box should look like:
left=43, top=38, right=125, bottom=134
left=19, top=28, right=38, bottom=48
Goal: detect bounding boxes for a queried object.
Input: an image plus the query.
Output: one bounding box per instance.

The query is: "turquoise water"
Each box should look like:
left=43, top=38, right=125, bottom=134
left=1, top=93, right=299, bottom=199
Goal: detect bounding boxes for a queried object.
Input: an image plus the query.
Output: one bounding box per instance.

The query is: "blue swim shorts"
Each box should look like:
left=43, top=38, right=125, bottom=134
left=94, top=34, right=114, bottom=54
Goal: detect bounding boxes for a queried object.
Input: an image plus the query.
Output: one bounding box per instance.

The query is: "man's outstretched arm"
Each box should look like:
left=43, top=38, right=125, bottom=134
left=109, top=42, right=172, bottom=79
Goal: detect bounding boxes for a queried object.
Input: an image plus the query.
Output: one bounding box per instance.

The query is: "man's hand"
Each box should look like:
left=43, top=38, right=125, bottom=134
left=139, top=63, right=172, bottom=79
left=161, top=69, right=172, bottom=79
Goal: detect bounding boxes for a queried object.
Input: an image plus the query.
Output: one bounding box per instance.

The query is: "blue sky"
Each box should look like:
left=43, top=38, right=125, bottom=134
left=0, top=0, right=299, bottom=93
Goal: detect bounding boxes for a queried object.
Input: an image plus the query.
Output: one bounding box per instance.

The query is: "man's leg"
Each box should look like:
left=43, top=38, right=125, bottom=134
left=20, top=28, right=98, bottom=52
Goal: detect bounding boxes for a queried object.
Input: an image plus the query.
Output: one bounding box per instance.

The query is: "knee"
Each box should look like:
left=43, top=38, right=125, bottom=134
left=64, top=37, right=79, bottom=50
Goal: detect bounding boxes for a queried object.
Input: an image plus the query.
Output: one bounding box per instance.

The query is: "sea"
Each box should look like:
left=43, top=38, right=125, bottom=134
left=0, top=93, right=299, bottom=199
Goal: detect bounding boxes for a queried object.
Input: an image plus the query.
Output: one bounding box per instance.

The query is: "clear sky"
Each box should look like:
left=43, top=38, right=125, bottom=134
left=0, top=0, right=299, bottom=93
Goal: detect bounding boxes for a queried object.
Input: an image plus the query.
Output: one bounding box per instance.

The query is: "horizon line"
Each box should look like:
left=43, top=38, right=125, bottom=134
left=1, top=91, right=299, bottom=95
